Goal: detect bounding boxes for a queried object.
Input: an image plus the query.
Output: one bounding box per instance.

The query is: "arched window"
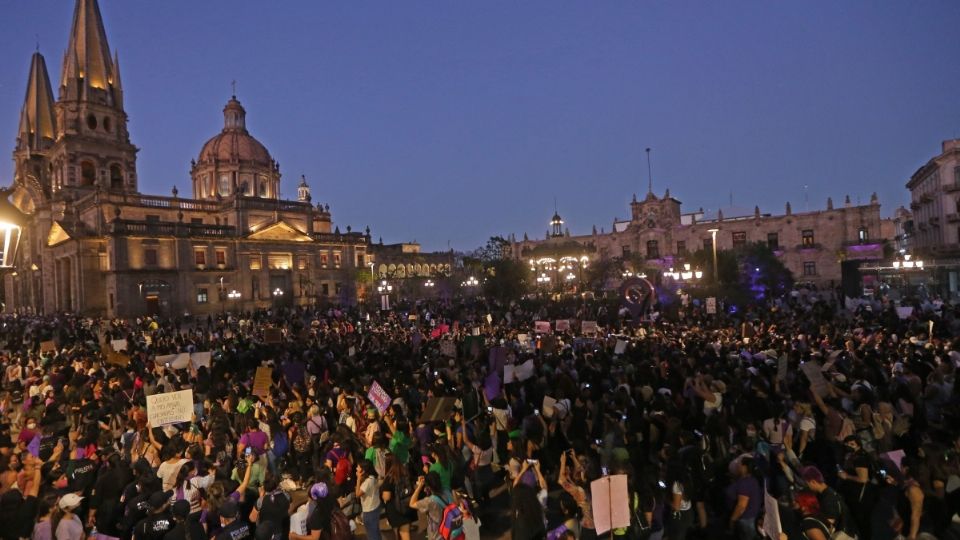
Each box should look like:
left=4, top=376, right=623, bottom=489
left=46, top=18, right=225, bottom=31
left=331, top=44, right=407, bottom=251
left=646, top=240, right=659, bottom=259
left=218, top=174, right=230, bottom=196
left=259, top=178, right=267, bottom=198
left=109, top=164, right=123, bottom=189
left=378, top=264, right=387, bottom=277
left=80, top=161, right=96, bottom=186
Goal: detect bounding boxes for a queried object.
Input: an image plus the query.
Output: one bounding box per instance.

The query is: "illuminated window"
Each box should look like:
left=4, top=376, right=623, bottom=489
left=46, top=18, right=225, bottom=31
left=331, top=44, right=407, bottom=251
left=249, top=256, right=261, bottom=270
left=621, top=246, right=631, bottom=257
left=196, top=288, right=208, bottom=304
left=858, top=228, right=868, bottom=243
left=194, top=249, right=206, bottom=266
left=218, top=174, right=231, bottom=196
left=267, top=254, right=292, bottom=270
left=298, top=257, right=306, bottom=270
left=216, top=249, right=226, bottom=266
left=321, top=253, right=329, bottom=268
left=80, top=161, right=96, bottom=186
left=99, top=252, right=110, bottom=271
left=333, top=252, right=341, bottom=268
left=802, top=230, right=815, bottom=247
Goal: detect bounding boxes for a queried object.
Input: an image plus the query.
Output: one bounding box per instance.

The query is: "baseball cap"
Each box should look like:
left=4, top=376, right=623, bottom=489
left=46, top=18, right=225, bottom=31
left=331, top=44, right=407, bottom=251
left=171, top=500, right=191, bottom=519
left=148, top=490, right=173, bottom=510
left=219, top=499, right=239, bottom=519
left=59, top=493, right=84, bottom=511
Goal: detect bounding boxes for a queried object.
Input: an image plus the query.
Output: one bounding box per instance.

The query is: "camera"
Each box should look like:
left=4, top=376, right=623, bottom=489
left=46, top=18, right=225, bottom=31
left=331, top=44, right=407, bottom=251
left=658, top=480, right=667, bottom=489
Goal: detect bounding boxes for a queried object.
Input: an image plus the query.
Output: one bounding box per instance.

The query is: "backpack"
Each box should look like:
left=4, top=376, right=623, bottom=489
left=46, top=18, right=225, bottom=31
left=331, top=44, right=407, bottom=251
left=334, top=455, right=352, bottom=486
left=293, top=426, right=312, bottom=454
left=327, top=508, right=352, bottom=540
left=432, top=496, right=464, bottom=540
left=272, top=431, right=289, bottom=456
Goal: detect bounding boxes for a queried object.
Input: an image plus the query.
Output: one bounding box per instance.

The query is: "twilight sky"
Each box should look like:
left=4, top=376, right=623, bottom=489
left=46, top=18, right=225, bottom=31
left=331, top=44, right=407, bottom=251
left=1, top=1, right=958, bottom=251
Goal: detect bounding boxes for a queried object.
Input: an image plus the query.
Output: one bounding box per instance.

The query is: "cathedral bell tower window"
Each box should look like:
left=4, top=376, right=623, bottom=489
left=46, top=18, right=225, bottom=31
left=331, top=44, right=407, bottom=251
left=80, top=161, right=96, bottom=186
left=86, top=114, right=98, bottom=130
left=110, top=165, right=123, bottom=190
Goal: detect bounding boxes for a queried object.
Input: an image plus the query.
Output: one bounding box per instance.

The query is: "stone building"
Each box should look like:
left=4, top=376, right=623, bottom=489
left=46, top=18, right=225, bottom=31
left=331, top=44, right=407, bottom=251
left=4, top=0, right=370, bottom=317
left=511, top=187, right=895, bottom=288
left=906, top=139, right=960, bottom=256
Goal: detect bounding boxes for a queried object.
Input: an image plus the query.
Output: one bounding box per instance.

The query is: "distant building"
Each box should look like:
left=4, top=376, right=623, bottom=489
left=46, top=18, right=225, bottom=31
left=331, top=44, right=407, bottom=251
left=906, top=139, right=960, bottom=256
left=511, top=188, right=894, bottom=288
left=370, top=242, right=454, bottom=280
left=4, top=0, right=370, bottom=316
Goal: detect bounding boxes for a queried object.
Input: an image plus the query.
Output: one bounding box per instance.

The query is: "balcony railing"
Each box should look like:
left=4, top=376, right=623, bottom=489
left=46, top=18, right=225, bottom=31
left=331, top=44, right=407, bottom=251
left=110, top=219, right=235, bottom=237
left=944, top=183, right=960, bottom=193
left=947, top=213, right=960, bottom=223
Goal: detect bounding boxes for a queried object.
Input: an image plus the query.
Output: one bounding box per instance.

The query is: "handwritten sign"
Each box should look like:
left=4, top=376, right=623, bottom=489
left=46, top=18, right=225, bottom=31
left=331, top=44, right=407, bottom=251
left=367, top=381, right=392, bottom=414
left=555, top=320, right=570, bottom=332
left=763, top=489, right=782, bottom=540
left=705, top=297, right=717, bottom=315
left=252, top=366, right=273, bottom=398
left=591, top=474, right=630, bottom=535
left=581, top=321, right=598, bottom=336
left=146, top=389, right=194, bottom=426
left=40, top=340, right=57, bottom=353
left=111, top=339, right=128, bottom=352
left=190, top=351, right=211, bottom=370
left=534, top=321, right=551, bottom=334
left=106, top=349, right=130, bottom=367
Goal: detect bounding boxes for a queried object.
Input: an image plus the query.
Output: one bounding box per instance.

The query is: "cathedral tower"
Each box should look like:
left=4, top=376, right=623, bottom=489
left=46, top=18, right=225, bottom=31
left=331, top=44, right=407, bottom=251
left=12, top=51, right=58, bottom=212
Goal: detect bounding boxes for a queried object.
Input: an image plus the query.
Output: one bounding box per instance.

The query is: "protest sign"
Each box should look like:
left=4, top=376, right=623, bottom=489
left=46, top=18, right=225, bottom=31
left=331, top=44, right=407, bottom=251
left=542, top=396, right=558, bottom=418
left=252, top=366, right=273, bottom=398
left=800, top=361, right=830, bottom=398
left=40, top=340, right=57, bottom=353
left=418, top=397, right=457, bottom=423
left=614, top=339, right=628, bottom=355
left=486, top=314, right=493, bottom=324
left=534, top=321, right=551, bottom=334
left=581, top=321, right=598, bottom=336
left=111, top=339, right=128, bottom=352
left=511, top=359, right=535, bottom=382
left=706, top=297, right=717, bottom=315
left=348, top=346, right=356, bottom=357
left=503, top=364, right=517, bottom=384
left=290, top=502, right=313, bottom=536
left=555, top=320, right=570, bottom=332
left=517, top=334, right=531, bottom=350
left=763, top=489, right=782, bottom=540
left=483, top=371, right=501, bottom=401
left=540, top=335, right=558, bottom=355
left=488, top=346, right=507, bottom=374
left=440, top=340, right=456, bottom=358
left=367, top=381, right=392, bottom=414
left=190, top=351, right=211, bottom=370
left=263, top=328, right=282, bottom=344
left=471, top=327, right=480, bottom=336
left=777, top=354, right=789, bottom=381
left=106, top=349, right=130, bottom=367
left=884, top=449, right=906, bottom=471
left=591, top=474, right=630, bottom=535
left=147, top=389, right=194, bottom=426
left=895, top=306, right=914, bottom=320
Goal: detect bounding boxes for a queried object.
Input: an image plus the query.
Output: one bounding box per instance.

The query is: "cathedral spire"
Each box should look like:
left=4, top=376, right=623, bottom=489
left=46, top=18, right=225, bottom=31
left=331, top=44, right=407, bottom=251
left=16, top=51, right=57, bottom=153
left=60, top=0, right=118, bottom=105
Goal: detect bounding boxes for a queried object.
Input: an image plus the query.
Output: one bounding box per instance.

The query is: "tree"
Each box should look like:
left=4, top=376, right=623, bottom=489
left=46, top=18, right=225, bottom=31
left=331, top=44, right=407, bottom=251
left=467, top=236, right=528, bottom=301
left=685, top=242, right=793, bottom=306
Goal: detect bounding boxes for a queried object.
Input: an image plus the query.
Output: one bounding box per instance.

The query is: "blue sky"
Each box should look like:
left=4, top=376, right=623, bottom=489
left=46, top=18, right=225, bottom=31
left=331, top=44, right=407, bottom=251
left=1, top=1, right=958, bottom=251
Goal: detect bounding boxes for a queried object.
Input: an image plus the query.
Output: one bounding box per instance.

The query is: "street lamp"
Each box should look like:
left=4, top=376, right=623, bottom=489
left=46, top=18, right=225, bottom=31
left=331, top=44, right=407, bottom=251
left=424, top=279, right=435, bottom=288
left=272, top=287, right=284, bottom=297
left=707, top=228, right=719, bottom=283
left=0, top=188, right=25, bottom=269
left=228, top=289, right=241, bottom=300
left=892, top=253, right=924, bottom=269
left=464, top=276, right=479, bottom=287
left=377, top=279, right=393, bottom=310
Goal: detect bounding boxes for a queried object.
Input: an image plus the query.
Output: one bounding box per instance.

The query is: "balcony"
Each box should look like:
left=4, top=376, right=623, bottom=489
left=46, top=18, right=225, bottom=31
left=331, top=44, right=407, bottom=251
left=947, top=213, right=960, bottom=223
left=237, top=197, right=313, bottom=213
left=910, top=201, right=921, bottom=210
left=110, top=219, right=235, bottom=238
left=944, top=183, right=960, bottom=193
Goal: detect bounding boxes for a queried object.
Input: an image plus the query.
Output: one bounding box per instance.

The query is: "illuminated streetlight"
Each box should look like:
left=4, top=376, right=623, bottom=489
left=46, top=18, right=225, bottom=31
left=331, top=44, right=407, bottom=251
left=707, top=228, right=719, bottom=283
left=424, top=279, right=435, bottom=288
left=272, top=288, right=284, bottom=297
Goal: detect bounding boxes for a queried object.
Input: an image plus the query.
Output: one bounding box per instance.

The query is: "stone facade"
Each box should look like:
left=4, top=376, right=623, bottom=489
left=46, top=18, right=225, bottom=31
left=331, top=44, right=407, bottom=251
left=511, top=189, right=896, bottom=288
left=3, top=0, right=370, bottom=317
left=906, top=139, right=960, bottom=256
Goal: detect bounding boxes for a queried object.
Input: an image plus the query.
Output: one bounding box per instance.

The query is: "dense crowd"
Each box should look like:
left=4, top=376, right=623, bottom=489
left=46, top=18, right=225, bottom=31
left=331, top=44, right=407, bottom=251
left=0, top=292, right=958, bottom=540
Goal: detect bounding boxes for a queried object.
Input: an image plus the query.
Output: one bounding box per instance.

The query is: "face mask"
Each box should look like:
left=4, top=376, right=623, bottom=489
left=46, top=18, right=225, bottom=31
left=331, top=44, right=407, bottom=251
left=26, top=423, right=36, bottom=430
left=54, top=476, right=68, bottom=489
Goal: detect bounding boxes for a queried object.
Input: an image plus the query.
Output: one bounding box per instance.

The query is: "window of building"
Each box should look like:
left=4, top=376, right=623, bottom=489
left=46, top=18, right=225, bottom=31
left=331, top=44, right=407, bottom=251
left=802, top=229, right=815, bottom=247
left=767, top=233, right=779, bottom=250
left=196, top=288, right=208, bottom=304
left=321, top=283, right=329, bottom=296
left=146, top=215, right=160, bottom=223
left=333, top=252, right=342, bottom=268
left=858, top=228, right=868, bottom=243
left=622, top=245, right=631, bottom=258
left=215, top=249, right=226, bottom=266
left=218, top=174, right=231, bottom=196
left=732, top=231, right=747, bottom=248
left=249, top=256, right=261, bottom=270
left=954, top=166, right=960, bottom=187
left=191, top=218, right=203, bottom=225
left=268, top=254, right=292, bottom=270
left=298, top=257, right=307, bottom=270
left=646, top=240, right=659, bottom=259
left=99, top=252, right=109, bottom=271
left=703, top=237, right=713, bottom=251
left=80, top=161, right=96, bottom=186
left=335, top=282, right=342, bottom=295
left=194, top=248, right=206, bottom=266
left=259, top=182, right=267, bottom=197
left=109, top=164, right=123, bottom=189
left=803, top=262, right=817, bottom=276
left=676, top=241, right=686, bottom=256
left=145, top=248, right=158, bottom=267
left=321, top=253, right=329, bottom=267
left=252, top=278, right=259, bottom=299
left=357, top=254, right=365, bottom=268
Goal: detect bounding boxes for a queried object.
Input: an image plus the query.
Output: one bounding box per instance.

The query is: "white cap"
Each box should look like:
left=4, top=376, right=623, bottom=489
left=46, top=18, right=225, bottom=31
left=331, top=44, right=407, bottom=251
left=59, top=493, right=84, bottom=511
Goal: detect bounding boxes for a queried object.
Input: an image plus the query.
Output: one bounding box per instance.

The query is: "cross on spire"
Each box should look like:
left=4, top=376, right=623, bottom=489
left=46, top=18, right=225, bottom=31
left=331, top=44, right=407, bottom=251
left=231, top=79, right=236, bottom=98
left=645, top=147, right=653, bottom=195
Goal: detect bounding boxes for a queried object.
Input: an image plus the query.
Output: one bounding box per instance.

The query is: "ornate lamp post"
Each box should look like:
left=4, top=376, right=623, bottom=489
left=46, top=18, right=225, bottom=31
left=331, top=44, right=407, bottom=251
left=377, top=279, right=393, bottom=310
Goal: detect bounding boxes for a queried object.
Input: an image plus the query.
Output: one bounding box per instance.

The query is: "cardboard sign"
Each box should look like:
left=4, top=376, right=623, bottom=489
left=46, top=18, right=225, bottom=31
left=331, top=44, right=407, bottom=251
left=106, top=349, right=131, bottom=367
left=534, top=321, right=551, bottom=334
left=705, top=297, right=717, bottom=315
left=147, top=389, right=194, bottom=426
left=190, top=351, right=211, bottom=370
left=40, top=340, right=57, bottom=353
left=111, top=339, right=128, bottom=352
left=591, top=474, right=631, bottom=535
left=763, top=489, right=782, bottom=540
left=555, top=320, right=570, bottom=332
left=542, top=396, right=558, bottom=418
left=263, top=328, right=283, bottom=344
left=156, top=353, right=191, bottom=370
left=614, top=339, right=628, bottom=355
left=486, top=314, right=493, bottom=324
left=504, top=359, right=535, bottom=384
left=418, top=397, right=457, bottom=424
left=252, top=366, right=273, bottom=398
left=581, top=321, right=598, bottom=336
left=367, top=381, right=392, bottom=414
left=800, top=361, right=829, bottom=398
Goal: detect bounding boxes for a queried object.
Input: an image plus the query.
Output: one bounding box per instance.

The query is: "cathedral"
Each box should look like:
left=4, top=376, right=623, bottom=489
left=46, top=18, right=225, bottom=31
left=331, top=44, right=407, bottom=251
left=4, top=0, right=372, bottom=317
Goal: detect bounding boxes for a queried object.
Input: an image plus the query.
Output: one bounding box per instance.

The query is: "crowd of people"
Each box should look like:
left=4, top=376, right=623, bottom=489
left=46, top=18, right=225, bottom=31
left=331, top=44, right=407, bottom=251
left=0, top=292, right=957, bottom=540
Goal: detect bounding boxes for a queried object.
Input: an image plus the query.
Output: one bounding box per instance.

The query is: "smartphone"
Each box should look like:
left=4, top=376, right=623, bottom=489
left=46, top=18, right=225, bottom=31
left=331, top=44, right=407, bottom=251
left=534, top=409, right=540, bottom=416
left=584, top=383, right=591, bottom=388
left=879, top=469, right=887, bottom=478
left=601, top=466, right=609, bottom=476
left=244, top=447, right=253, bottom=456
left=487, top=406, right=493, bottom=413
left=621, top=415, right=628, bottom=421
left=595, top=438, right=602, bottom=445
left=526, top=459, right=536, bottom=464
left=658, top=480, right=667, bottom=489
left=164, top=362, right=171, bottom=368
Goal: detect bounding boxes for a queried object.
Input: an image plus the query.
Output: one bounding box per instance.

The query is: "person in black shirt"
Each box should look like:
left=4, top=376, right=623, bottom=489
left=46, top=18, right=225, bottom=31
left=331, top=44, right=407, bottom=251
left=251, top=476, right=290, bottom=540
left=89, top=453, right=133, bottom=537
left=120, top=476, right=161, bottom=537
left=163, top=500, right=205, bottom=540
left=215, top=500, right=253, bottom=540
left=133, top=490, right=174, bottom=540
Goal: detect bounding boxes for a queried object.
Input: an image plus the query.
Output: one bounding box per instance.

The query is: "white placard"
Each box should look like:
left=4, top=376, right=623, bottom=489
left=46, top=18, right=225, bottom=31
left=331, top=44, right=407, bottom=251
left=190, top=351, right=211, bottom=369
left=146, top=389, right=194, bottom=426
left=590, top=474, right=630, bottom=535
left=705, top=297, right=717, bottom=315
left=111, top=339, right=128, bottom=352
left=614, top=340, right=627, bottom=355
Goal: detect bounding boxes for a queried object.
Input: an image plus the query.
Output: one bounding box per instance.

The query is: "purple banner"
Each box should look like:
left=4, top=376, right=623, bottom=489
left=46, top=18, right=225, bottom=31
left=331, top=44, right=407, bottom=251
left=367, top=380, right=392, bottom=414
